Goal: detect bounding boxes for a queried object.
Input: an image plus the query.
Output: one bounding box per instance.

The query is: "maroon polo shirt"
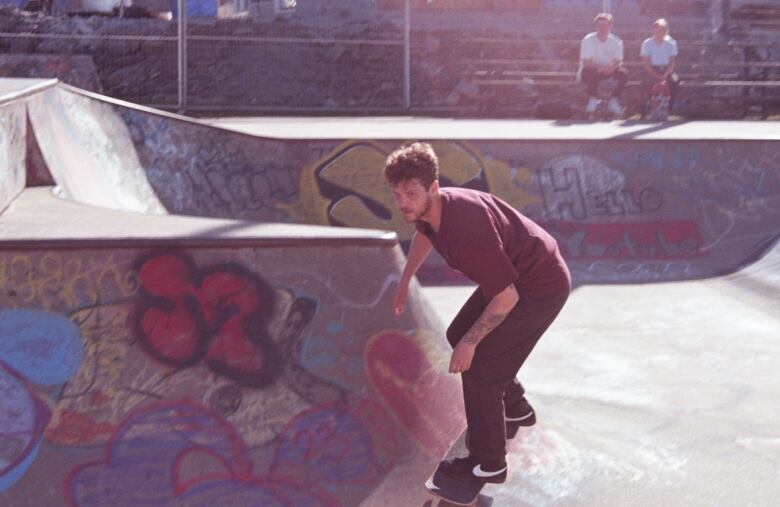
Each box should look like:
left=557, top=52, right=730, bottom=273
left=416, top=187, right=570, bottom=299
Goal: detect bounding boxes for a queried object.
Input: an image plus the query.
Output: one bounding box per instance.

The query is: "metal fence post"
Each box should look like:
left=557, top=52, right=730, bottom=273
left=403, top=0, right=411, bottom=110
left=719, top=0, right=731, bottom=36
left=177, top=0, right=188, bottom=114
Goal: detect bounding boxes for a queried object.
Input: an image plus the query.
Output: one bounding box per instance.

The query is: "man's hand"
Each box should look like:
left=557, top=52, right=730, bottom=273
left=392, top=232, right=433, bottom=316
left=393, top=281, right=408, bottom=315
left=598, top=66, right=613, bottom=75
left=449, top=341, right=477, bottom=374
left=598, top=61, right=621, bottom=75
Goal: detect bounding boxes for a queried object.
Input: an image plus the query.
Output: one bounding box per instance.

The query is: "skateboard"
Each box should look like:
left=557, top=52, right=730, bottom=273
left=424, top=419, right=525, bottom=506
left=647, top=81, right=671, bottom=121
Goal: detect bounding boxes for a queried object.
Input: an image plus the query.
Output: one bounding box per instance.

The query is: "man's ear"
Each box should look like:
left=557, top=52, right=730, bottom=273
left=429, top=180, right=440, bottom=193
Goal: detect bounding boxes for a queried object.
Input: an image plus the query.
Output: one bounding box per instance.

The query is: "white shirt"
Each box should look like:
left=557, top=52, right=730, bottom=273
left=578, top=32, right=623, bottom=82
left=640, top=36, right=679, bottom=66
left=580, top=32, right=624, bottom=66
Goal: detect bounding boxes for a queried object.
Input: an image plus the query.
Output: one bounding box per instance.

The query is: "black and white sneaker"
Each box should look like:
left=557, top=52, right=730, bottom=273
left=439, top=455, right=507, bottom=484
left=505, top=399, right=536, bottom=426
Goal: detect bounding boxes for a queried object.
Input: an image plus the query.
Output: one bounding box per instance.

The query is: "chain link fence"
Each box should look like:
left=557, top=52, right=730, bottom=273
left=170, top=1, right=413, bottom=113
left=3, top=1, right=777, bottom=117
left=2, top=1, right=624, bottom=114
left=0, top=1, right=413, bottom=113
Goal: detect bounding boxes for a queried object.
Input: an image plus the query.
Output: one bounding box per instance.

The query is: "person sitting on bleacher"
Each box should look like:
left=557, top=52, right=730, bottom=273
left=640, top=18, right=680, bottom=118
left=578, top=12, right=629, bottom=117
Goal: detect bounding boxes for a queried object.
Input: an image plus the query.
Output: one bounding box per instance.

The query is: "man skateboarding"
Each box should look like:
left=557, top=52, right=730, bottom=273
left=385, top=142, right=571, bottom=486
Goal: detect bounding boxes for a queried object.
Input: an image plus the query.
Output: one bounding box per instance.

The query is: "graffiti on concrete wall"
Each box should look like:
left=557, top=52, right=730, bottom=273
left=66, top=401, right=337, bottom=507
left=0, top=253, right=138, bottom=312
left=132, top=253, right=282, bottom=387
left=277, top=142, right=776, bottom=283
left=280, top=140, right=540, bottom=243
left=0, top=248, right=459, bottom=506
left=270, top=399, right=398, bottom=487
left=64, top=398, right=399, bottom=507
left=533, top=153, right=704, bottom=282
left=667, top=144, right=780, bottom=252
left=49, top=252, right=345, bottom=449
left=0, top=309, right=84, bottom=492
left=538, top=155, right=664, bottom=221
left=548, top=222, right=702, bottom=261
left=365, top=331, right=463, bottom=458
left=122, top=110, right=300, bottom=220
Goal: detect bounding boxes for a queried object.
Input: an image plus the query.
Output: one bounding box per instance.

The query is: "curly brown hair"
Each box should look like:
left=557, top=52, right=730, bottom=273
left=383, top=142, right=439, bottom=189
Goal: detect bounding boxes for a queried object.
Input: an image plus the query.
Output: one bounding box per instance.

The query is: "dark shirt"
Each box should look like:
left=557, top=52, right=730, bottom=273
left=416, top=187, right=570, bottom=299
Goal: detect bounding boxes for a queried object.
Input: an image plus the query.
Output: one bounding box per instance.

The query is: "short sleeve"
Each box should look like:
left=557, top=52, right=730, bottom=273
left=452, top=215, right=518, bottom=299
left=580, top=37, right=589, bottom=60
left=616, top=38, right=624, bottom=60
left=640, top=40, right=650, bottom=57
left=670, top=40, right=679, bottom=56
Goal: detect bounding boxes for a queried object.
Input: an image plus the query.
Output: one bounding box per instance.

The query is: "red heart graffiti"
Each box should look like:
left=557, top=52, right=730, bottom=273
left=364, top=332, right=465, bottom=457
left=133, top=253, right=279, bottom=387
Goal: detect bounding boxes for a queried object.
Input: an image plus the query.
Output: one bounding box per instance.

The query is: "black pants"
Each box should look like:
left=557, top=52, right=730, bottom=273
left=641, top=66, right=680, bottom=115
left=581, top=66, right=629, bottom=100
left=446, top=282, right=570, bottom=463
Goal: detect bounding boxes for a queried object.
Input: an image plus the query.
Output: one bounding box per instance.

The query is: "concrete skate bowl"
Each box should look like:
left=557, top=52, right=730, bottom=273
left=0, top=79, right=465, bottom=507
left=2, top=77, right=780, bottom=507
left=21, top=79, right=780, bottom=287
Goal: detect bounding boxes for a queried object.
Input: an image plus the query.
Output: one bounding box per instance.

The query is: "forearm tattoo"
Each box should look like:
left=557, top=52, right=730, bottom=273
left=462, top=311, right=509, bottom=346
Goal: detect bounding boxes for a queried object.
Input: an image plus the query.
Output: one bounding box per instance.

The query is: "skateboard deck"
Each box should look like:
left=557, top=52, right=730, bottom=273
left=425, top=419, right=525, bottom=506
left=648, top=81, right=671, bottom=121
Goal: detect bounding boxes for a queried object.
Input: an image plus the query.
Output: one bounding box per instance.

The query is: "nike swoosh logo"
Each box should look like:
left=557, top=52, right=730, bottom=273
left=505, top=411, right=534, bottom=422
left=472, top=464, right=507, bottom=478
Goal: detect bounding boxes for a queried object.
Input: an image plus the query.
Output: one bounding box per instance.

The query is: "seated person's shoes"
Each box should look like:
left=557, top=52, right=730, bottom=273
left=439, top=455, right=507, bottom=484
left=607, top=97, right=625, bottom=117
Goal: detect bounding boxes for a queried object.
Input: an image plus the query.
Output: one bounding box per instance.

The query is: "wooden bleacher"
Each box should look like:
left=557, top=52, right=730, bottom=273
left=435, top=36, right=780, bottom=118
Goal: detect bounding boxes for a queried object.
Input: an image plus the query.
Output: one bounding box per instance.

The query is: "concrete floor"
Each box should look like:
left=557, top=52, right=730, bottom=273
left=420, top=244, right=780, bottom=506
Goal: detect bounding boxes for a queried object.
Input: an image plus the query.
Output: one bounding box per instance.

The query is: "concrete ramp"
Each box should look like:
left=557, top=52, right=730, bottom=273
left=1, top=79, right=468, bottom=507
left=0, top=79, right=36, bottom=213
left=19, top=79, right=780, bottom=285
left=0, top=188, right=463, bottom=507
left=26, top=85, right=166, bottom=215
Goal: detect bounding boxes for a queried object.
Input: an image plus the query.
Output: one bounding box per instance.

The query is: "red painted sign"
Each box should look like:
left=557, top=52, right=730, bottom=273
left=545, top=221, right=704, bottom=260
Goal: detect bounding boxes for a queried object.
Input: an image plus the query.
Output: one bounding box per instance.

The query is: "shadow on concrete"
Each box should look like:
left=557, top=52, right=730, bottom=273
left=609, top=119, right=692, bottom=139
